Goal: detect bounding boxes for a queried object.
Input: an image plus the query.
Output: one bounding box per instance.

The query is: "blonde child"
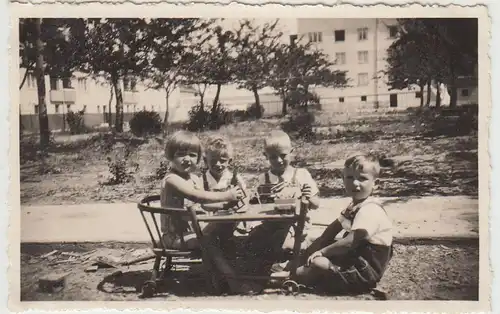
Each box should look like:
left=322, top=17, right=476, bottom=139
left=201, top=135, right=250, bottom=251
left=244, top=130, right=320, bottom=274
left=160, top=130, right=253, bottom=294
left=294, top=153, right=393, bottom=294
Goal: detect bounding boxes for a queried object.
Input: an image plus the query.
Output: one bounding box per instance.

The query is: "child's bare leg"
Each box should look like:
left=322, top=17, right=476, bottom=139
left=295, top=256, right=335, bottom=286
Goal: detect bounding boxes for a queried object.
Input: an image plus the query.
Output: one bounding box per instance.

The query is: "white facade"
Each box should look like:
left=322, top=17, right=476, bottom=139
left=296, top=18, right=424, bottom=111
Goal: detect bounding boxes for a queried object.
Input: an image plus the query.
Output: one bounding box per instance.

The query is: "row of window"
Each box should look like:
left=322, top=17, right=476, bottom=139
left=334, top=51, right=368, bottom=65
left=307, top=25, right=398, bottom=43
left=24, top=74, right=137, bottom=92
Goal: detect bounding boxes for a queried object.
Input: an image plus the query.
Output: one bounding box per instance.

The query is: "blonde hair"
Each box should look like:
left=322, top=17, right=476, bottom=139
left=264, top=130, right=292, bottom=151
left=205, top=135, right=234, bottom=158
left=164, top=131, right=203, bottom=163
left=344, top=153, right=381, bottom=178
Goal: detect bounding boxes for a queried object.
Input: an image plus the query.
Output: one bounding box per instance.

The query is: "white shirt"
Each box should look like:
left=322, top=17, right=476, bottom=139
left=203, top=170, right=247, bottom=191
left=257, top=167, right=319, bottom=199
left=338, top=197, right=393, bottom=246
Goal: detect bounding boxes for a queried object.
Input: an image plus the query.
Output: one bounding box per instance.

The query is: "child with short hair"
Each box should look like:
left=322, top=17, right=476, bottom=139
left=294, top=153, right=393, bottom=294
left=244, top=130, right=320, bottom=274
left=201, top=135, right=250, bottom=250
left=160, top=130, right=253, bottom=294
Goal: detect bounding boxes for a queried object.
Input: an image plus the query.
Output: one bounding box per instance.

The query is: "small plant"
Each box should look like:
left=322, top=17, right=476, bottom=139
left=66, top=110, right=88, bottom=135
left=281, top=109, right=316, bottom=140
left=103, top=156, right=134, bottom=185
left=186, top=103, right=233, bottom=132
left=129, top=110, right=162, bottom=137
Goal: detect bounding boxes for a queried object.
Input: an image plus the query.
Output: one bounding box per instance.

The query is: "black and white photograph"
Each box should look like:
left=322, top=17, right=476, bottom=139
left=10, top=3, right=490, bottom=312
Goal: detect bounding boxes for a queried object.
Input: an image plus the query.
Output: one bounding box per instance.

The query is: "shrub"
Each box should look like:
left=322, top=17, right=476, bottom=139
left=246, top=102, right=265, bottom=119
left=281, top=109, right=316, bottom=140
left=66, top=110, right=87, bottom=135
left=103, top=156, right=135, bottom=185
left=129, top=110, right=162, bottom=137
left=186, top=103, right=233, bottom=132
left=286, top=89, right=322, bottom=111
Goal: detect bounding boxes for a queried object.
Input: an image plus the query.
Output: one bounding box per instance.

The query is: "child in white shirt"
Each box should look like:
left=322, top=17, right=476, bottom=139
left=294, top=153, right=393, bottom=294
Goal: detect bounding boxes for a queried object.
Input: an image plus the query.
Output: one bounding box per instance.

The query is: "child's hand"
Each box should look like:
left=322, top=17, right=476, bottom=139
left=301, top=183, right=312, bottom=199
left=228, top=186, right=245, bottom=200
left=306, top=250, right=323, bottom=266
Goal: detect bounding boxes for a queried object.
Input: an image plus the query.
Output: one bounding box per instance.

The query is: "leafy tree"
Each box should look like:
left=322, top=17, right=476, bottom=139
left=270, top=39, right=349, bottom=114
left=231, top=19, right=283, bottom=118
left=384, top=18, right=477, bottom=107
left=142, top=18, right=213, bottom=135
left=75, top=18, right=151, bottom=132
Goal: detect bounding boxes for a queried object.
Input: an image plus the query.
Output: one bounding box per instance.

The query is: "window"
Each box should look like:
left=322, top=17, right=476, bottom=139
left=334, top=30, right=345, bottom=42
left=55, top=104, right=60, bottom=113
left=66, top=104, right=71, bottom=111
left=357, top=51, right=368, bottom=64
left=151, top=105, right=155, bottom=111
left=78, top=78, right=87, bottom=91
left=143, top=105, right=146, bottom=111
left=123, top=77, right=130, bottom=91
left=358, top=73, right=369, bottom=86
left=131, top=78, right=137, bottom=91
left=361, top=95, right=367, bottom=102
left=103, top=105, right=107, bottom=112
left=308, top=32, right=322, bottom=43
left=461, top=89, right=469, bottom=97
left=339, top=97, right=345, bottom=103
left=97, top=105, right=100, bottom=113
left=335, top=52, right=346, bottom=65
left=27, top=73, right=36, bottom=88
left=50, top=77, right=58, bottom=90
left=388, top=25, right=398, bottom=38
left=357, top=27, right=368, bottom=41
left=83, top=105, right=87, bottom=112
left=62, top=78, right=72, bottom=89
left=415, top=91, right=422, bottom=98
left=34, top=104, right=39, bottom=114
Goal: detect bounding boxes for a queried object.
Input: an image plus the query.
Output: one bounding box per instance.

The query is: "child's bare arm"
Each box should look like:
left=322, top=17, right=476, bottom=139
left=308, top=195, right=320, bottom=209
left=164, top=175, right=241, bottom=204
left=318, top=229, right=368, bottom=257
left=305, top=219, right=343, bottom=255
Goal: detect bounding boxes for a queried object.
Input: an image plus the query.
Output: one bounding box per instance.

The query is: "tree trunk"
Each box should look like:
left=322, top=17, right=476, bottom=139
left=163, top=89, right=170, bottom=138
left=436, top=81, right=441, bottom=108
left=426, top=80, right=431, bottom=106
left=251, top=85, right=262, bottom=119
left=419, top=83, right=424, bottom=107
left=281, top=89, right=287, bottom=115
left=35, top=18, right=50, bottom=149
left=107, top=84, right=114, bottom=127
left=212, top=83, right=222, bottom=113
left=19, top=62, right=34, bottom=90
left=111, top=75, right=124, bottom=133
left=449, top=83, right=457, bottom=108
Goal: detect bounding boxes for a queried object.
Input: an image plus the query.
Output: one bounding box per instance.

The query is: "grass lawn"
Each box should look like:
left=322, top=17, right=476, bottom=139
left=20, top=241, right=479, bottom=301
left=19, top=109, right=478, bottom=205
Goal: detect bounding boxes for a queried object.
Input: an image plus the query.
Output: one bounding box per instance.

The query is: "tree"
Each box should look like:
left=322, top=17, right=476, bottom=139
left=34, top=18, right=50, bottom=149
left=269, top=40, right=349, bottom=114
left=19, top=18, right=81, bottom=90
left=76, top=18, right=151, bottom=132
left=143, top=18, right=213, bottom=135
left=231, top=19, right=283, bottom=118
left=384, top=18, right=478, bottom=107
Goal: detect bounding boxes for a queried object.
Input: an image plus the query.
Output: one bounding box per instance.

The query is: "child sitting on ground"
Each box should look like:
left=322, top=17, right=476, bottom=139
left=293, top=153, right=393, bottom=294
left=201, top=135, right=250, bottom=252
left=244, top=130, right=320, bottom=274
left=159, top=130, right=253, bottom=294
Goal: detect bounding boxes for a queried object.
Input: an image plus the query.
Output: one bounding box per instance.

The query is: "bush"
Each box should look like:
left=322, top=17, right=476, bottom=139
left=186, top=103, right=233, bottom=132
left=129, top=110, right=162, bottom=137
left=281, top=109, right=316, bottom=140
left=66, top=110, right=87, bottom=134
left=286, top=89, right=322, bottom=111
left=246, top=102, right=265, bottom=119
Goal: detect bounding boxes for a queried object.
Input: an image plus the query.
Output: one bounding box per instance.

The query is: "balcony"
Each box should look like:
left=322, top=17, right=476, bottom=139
left=123, top=91, right=139, bottom=104
left=49, top=88, right=76, bottom=104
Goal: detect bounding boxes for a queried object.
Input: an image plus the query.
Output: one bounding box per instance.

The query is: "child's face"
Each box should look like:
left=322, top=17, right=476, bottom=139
left=171, top=148, right=199, bottom=174
left=265, top=145, right=292, bottom=174
left=205, top=151, right=231, bottom=177
left=343, top=164, right=377, bottom=201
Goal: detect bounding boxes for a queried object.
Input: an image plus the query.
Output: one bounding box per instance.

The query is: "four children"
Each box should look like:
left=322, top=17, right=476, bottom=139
left=158, top=129, right=393, bottom=295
